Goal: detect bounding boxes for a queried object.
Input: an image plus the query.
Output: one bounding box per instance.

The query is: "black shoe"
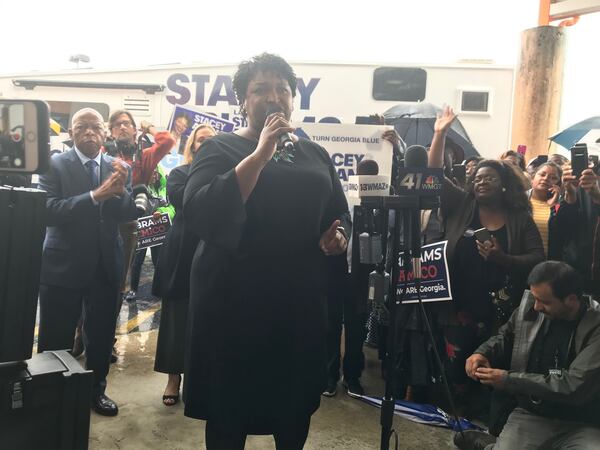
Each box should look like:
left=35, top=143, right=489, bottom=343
left=453, top=430, right=496, bottom=450
left=322, top=379, right=338, bottom=397
left=91, top=394, right=119, bottom=416
left=343, top=378, right=364, bottom=398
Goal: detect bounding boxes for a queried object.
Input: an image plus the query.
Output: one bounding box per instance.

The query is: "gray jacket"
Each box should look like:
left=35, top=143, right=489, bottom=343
left=476, top=290, right=600, bottom=422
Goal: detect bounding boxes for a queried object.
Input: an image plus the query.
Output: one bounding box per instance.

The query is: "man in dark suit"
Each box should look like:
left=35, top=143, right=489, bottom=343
left=37, top=108, right=138, bottom=416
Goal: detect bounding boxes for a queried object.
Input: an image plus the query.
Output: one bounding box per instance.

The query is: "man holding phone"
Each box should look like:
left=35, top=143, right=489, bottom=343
left=561, top=147, right=600, bottom=297
left=456, top=261, right=600, bottom=450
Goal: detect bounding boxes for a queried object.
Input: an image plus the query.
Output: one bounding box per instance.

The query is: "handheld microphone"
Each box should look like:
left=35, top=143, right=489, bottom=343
left=266, top=106, right=294, bottom=151
left=404, top=145, right=429, bottom=279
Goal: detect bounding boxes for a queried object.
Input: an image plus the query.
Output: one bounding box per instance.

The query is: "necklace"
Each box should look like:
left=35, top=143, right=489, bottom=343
left=272, top=145, right=295, bottom=163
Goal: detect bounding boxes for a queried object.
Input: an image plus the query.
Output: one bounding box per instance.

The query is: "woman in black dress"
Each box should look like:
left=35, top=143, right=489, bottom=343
left=153, top=124, right=216, bottom=405
left=182, top=53, right=350, bottom=449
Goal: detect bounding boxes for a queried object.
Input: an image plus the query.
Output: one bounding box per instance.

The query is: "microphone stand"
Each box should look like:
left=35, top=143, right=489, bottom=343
left=379, top=203, right=411, bottom=450
left=361, top=193, right=462, bottom=450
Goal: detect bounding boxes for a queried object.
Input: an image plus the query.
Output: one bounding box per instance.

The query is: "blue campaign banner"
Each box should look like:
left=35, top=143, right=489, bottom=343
left=397, top=241, right=452, bottom=304
left=168, top=105, right=235, bottom=136
left=159, top=152, right=184, bottom=174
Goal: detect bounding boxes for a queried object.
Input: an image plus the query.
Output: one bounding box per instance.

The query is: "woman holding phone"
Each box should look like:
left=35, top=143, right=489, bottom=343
left=428, top=107, right=544, bottom=410
left=527, top=161, right=578, bottom=260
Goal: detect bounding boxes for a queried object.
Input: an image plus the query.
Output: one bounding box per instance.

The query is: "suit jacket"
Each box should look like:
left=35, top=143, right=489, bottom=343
left=38, top=148, right=138, bottom=289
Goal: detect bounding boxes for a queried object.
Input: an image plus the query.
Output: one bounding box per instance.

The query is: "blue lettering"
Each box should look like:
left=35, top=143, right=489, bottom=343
left=344, top=154, right=354, bottom=166
left=297, top=77, right=320, bottom=110
left=166, top=73, right=190, bottom=105
left=208, top=75, right=237, bottom=106
left=354, top=154, right=365, bottom=165
left=192, top=74, right=210, bottom=106
left=337, top=168, right=348, bottom=181
left=302, top=116, right=316, bottom=123
left=332, top=153, right=344, bottom=166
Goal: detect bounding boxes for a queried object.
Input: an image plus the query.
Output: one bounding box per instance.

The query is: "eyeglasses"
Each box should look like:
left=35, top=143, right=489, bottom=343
left=113, top=120, right=133, bottom=129
left=473, top=175, right=499, bottom=184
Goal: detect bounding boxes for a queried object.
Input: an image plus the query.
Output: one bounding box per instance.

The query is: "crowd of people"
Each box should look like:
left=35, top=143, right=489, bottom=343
left=27, top=53, right=600, bottom=450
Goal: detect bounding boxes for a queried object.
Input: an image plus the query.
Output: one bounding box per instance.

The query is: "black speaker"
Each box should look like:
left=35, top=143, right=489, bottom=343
left=0, top=350, right=92, bottom=450
left=0, top=186, right=46, bottom=363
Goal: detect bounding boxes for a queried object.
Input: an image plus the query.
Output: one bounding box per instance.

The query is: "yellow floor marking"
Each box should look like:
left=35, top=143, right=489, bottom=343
left=33, top=305, right=161, bottom=339
left=117, top=303, right=162, bottom=335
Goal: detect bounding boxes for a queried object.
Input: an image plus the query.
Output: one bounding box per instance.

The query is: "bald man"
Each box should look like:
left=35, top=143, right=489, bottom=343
left=37, top=108, right=138, bottom=416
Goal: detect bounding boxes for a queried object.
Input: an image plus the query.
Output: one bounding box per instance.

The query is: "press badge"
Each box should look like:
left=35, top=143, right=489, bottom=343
left=549, top=368, right=563, bottom=377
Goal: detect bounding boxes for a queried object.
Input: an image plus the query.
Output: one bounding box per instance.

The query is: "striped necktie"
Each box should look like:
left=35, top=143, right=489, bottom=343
left=85, top=159, right=99, bottom=188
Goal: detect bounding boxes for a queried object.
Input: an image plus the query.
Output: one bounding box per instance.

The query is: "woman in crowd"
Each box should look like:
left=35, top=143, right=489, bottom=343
left=464, top=156, right=484, bottom=179
left=152, top=124, right=217, bottom=406
left=549, top=153, right=569, bottom=167
left=560, top=162, right=600, bottom=296
left=428, top=107, right=544, bottom=409
left=500, top=149, right=530, bottom=188
left=527, top=161, right=572, bottom=259
left=499, top=150, right=525, bottom=172
left=182, top=53, right=350, bottom=449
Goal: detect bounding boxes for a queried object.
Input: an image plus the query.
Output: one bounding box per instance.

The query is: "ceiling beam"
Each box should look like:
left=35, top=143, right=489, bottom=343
left=550, top=0, right=600, bottom=21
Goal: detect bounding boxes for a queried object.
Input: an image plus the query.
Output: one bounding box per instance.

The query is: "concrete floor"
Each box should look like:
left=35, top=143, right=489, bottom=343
left=79, top=257, right=456, bottom=449
left=90, top=329, right=455, bottom=449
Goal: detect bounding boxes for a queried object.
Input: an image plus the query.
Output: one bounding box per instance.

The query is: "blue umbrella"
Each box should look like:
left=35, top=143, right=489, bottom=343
left=549, top=116, right=600, bottom=150
left=360, top=395, right=485, bottom=432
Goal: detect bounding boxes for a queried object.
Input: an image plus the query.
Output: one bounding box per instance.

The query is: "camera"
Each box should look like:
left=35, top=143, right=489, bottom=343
left=132, top=184, right=166, bottom=217
left=0, top=100, right=49, bottom=174
left=132, top=184, right=151, bottom=216
left=103, top=136, right=136, bottom=158
left=103, top=137, right=119, bottom=157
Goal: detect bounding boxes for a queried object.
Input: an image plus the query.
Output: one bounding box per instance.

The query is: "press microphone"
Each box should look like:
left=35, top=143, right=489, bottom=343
left=266, top=106, right=294, bottom=151
left=348, top=160, right=390, bottom=198
left=404, top=145, right=429, bottom=280
left=357, top=159, right=379, bottom=176
left=404, top=145, right=428, bottom=169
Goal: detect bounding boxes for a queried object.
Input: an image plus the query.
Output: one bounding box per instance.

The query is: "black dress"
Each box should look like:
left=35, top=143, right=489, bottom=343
left=182, top=133, right=349, bottom=432
left=153, top=164, right=195, bottom=374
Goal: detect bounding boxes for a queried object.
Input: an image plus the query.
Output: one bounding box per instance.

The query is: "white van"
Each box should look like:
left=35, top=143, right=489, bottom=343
left=0, top=60, right=514, bottom=159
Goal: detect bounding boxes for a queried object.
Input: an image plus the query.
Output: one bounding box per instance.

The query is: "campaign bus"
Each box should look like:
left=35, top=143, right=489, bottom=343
left=0, top=60, right=515, bottom=159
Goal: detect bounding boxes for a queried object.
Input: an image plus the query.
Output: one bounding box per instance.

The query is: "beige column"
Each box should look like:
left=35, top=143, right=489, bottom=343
left=510, top=26, right=566, bottom=162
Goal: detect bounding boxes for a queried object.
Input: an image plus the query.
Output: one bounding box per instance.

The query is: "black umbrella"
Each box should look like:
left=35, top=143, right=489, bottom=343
left=383, top=103, right=479, bottom=162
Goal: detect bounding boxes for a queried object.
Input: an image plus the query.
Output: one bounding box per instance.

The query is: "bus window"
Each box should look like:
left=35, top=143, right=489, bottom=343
left=372, top=67, right=427, bottom=102
left=47, top=101, right=110, bottom=131
left=460, top=90, right=490, bottom=113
